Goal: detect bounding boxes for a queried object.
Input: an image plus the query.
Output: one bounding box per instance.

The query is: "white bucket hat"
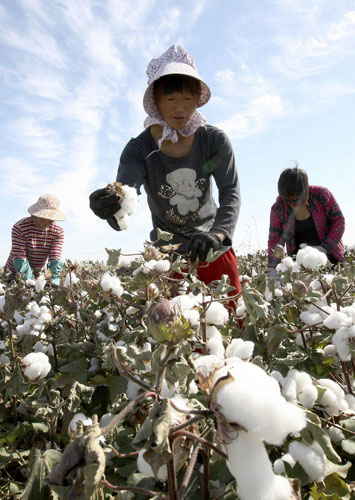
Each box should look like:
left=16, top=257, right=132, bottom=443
left=143, top=44, right=211, bottom=119
left=28, top=194, right=66, bottom=221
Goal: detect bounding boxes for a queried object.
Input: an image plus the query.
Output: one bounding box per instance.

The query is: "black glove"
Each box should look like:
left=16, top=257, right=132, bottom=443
left=89, top=187, right=121, bottom=220
left=188, top=232, right=223, bottom=263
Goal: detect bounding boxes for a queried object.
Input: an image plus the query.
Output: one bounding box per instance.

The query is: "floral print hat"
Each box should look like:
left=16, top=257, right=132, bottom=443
left=143, top=44, right=211, bottom=118
left=143, top=45, right=211, bottom=153
left=28, top=194, right=66, bottom=221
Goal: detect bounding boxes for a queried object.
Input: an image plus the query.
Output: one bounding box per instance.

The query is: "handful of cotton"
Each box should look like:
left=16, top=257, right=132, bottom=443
left=107, top=182, right=138, bottom=230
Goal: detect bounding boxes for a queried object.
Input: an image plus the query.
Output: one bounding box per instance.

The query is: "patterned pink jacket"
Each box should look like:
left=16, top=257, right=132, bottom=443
left=268, top=185, right=345, bottom=268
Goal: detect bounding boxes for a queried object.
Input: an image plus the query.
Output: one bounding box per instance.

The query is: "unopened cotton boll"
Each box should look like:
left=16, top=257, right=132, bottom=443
left=22, top=352, right=51, bottom=380
left=288, top=440, right=325, bottom=482
left=226, top=431, right=292, bottom=500
left=206, top=302, right=229, bottom=326
left=225, top=338, right=254, bottom=360
left=137, top=448, right=168, bottom=481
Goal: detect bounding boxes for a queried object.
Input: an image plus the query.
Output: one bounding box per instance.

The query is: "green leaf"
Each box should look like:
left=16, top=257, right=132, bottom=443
left=267, top=325, right=287, bottom=355
left=21, top=449, right=62, bottom=500
left=105, top=248, right=122, bottom=267
left=66, top=381, right=95, bottom=412
left=305, top=412, right=341, bottom=463
left=156, top=228, right=173, bottom=242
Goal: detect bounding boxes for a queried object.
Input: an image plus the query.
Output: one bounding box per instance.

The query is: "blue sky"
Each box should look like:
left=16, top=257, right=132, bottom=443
left=1, top=0, right=354, bottom=264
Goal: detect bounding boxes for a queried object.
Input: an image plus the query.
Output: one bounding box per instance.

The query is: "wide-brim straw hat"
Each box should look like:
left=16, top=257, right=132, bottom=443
left=143, top=44, right=211, bottom=119
left=28, top=194, right=66, bottom=221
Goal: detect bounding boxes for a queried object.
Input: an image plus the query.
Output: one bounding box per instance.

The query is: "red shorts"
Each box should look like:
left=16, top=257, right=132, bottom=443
left=175, top=248, right=242, bottom=310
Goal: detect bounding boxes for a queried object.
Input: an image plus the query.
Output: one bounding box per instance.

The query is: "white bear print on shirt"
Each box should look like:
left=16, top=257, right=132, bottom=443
left=166, top=168, right=203, bottom=216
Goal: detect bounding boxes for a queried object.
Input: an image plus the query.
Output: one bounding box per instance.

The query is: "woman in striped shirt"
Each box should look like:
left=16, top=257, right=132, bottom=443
left=4, top=194, right=66, bottom=285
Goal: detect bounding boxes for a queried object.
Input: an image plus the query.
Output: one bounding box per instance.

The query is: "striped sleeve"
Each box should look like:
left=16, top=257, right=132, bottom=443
left=48, top=226, right=64, bottom=261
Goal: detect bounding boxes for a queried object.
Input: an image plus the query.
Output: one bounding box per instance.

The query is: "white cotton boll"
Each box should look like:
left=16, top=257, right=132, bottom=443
left=46, top=344, right=54, bottom=356
left=282, top=378, right=297, bottom=403
left=318, top=378, right=347, bottom=416
left=182, top=308, right=200, bottom=327
left=137, top=448, right=168, bottom=481
left=171, top=294, right=198, bottom=312
left=100, top=272, right=123, bottom=297
left=300, top=311, right=323, bottom=326
left=289, top=441, right=325, bottom=482
left=100, top=413, right=115, bottom=428
left=22, top=352, right=51, bottom=380
left=170, top=395, right=190, bottom=425
left=297, top=246, right=328, bottom=270
left=226, top=338, right=254, bottom=360
left=323, top=274, right=335, bottom=286
left=29, top=302, right=41, bottom=317
left=216, top=362, right=306, bottom=445
left=126, top=379, right=142, bottom=400
left=309, top=279, right=321, bottom=291
left=344, top=394, right=355, bottom=411
left=264, top=288, right=273, bottom=302
left=126, top=306, right=139, bottom=315
left=324, top=344, right=337, bottom=356
left=274, top=288, right=283, bottom=297
left=152, top=260, right=171, bottom=273
left=276, top=262, right=287, bottom=273
left=114, top=208, right=130, bottom=230
left=327, top=426, right=345, bottom=443
left=282, top=256, right=295, bottom=269
left=273, top=453, right=296, bottom=475
left=271, top=370, right=285, bottom=387
left=0, top=341, right=5, bottom=350
left=39, top=312, right=52, bottom=324
left=298, top=384, right=318, bottom=408
left=68, top=413, right=93, bottom=437
left=35, top=275, right=46, bottom=292
left=120, top=185, right=138, bottom=215
left=324, top=312, right=352, bottom=330
left=226, top=432, right=292, bottom=500
left=332, top=325, right=355, bottom=361
left=33, top=341, right=47, bottom=353
left=207, top=337, right=225, bottom=359
left=0, top=284, right=5, bottom=295
left=282, top=283, right=292, bottom=293
left=206, top=325, right=222, bottom=341
left=161, top=379, right=177, bottom=398
left=88, top=357, right=101, bottom=373
left=206, top=302, right=229, bottom=326
left=193, top=354, right=222, bottom=376
left=63, top=272, right=79, bottom=287
left=236, top=299, right=247, bottom=317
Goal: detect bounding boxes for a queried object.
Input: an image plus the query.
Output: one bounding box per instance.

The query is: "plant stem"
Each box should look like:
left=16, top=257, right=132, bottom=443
left=340, top=361, right=353, bottom=395
left=102, top=478, right=161, bottom=497
left=170, top=430, right=227, bottom=459
left=178, top=443, right=200, bottom=498
left=167, top=436, right=178, bottom=500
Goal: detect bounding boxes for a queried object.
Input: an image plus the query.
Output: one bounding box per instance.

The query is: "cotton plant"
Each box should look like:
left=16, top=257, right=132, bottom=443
left=15, top=301, right=52, bottom=337
left=198, top=357, right=307, bottom=500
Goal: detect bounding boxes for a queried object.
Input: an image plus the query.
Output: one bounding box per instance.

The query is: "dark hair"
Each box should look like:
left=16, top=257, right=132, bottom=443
left=153, top=74, right=201, bottom=98
left=278, top=164, right=309, bottom=202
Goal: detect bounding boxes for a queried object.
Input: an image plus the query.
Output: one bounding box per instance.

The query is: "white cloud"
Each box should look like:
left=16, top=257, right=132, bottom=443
left=0, top=157, right=46, bottom=197
left=216, top=94, right=285, bottom=139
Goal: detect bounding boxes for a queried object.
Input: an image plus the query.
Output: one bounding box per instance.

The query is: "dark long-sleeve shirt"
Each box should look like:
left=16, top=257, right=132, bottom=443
left=116, top=125, right=241, bottom=254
